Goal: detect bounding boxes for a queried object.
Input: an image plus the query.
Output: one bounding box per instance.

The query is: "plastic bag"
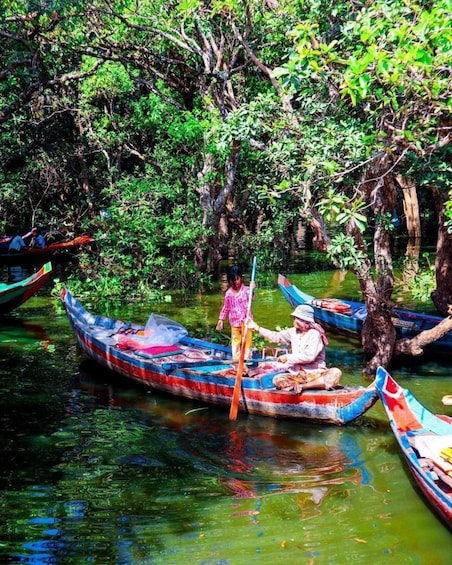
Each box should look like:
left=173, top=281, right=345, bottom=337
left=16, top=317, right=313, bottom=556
left=142, top=313, right=188, bottom=346
left=116, top=314, right=187, bottom=350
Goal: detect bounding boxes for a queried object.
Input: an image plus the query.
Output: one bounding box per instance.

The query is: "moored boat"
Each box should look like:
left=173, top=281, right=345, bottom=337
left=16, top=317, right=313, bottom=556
left=0, top=262, right=52, bottom=315
left=375, top=366, right=452, bottom=529
left=278, top=274, right=452, bottom=356
left=61, top=288, right=379, bottom=424
left=0, top=235, right=94, bottom=265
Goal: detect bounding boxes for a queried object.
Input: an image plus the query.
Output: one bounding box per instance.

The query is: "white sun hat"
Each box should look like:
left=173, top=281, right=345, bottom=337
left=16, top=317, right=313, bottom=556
left=290, top=304, right=315, bottom=323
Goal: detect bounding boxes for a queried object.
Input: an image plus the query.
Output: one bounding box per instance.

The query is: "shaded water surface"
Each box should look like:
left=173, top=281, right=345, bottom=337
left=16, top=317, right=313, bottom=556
left=0, top=266, right=450, bottom=563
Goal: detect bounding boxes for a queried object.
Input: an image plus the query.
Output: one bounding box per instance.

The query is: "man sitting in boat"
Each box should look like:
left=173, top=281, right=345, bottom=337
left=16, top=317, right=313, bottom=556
left=8, top=232, right=27, bottom=252
left=247, top=304, right=341, bottom=392
left=30, top=227, right=46, bottom=248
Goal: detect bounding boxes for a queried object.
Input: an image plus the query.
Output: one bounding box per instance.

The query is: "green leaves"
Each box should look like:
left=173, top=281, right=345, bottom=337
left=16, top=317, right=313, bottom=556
left=279, top=0, right=452, bottom=118
left=327, top=233, right=367, bottom=271
left=318, top=190, right=368, bottom=232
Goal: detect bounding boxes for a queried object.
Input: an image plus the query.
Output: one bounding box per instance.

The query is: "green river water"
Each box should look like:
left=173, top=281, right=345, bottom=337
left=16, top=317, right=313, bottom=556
left=0, top=263, right=450, bottom=564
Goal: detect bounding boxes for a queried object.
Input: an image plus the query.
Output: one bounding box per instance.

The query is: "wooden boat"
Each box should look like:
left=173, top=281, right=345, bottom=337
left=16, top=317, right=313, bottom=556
left=60, top=288, right=379, bottom=424
left=0, top=235, right=94, bottom=265
left=375, top=366, right=452, bottom=529
left=278, top=274, right=452, bottom=356
left=0, top=262, right=52, bottom=315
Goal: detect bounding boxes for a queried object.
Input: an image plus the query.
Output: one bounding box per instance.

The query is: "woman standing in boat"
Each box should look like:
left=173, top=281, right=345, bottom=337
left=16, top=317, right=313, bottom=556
left=247, top=304, right=341, bottom=391
left=216, top=265, right=255, bottom=362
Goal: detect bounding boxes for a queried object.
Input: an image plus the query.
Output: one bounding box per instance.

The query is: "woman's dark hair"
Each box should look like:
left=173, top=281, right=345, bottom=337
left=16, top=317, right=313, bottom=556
left=227, top=265, right=243, bottom=284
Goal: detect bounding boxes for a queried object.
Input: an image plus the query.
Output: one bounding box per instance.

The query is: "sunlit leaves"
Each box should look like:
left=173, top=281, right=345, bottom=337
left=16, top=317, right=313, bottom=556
left=178, top=0, right=203, bottom=14
left=216, top=93, right=281, bottom=150
left=280, top=0, right=452, bottom=118
left=446, top=193, right=452, bottom=233
left=269, top=0, right=451, bottom=288
left=318, top=190, right=367, bottom=232
left=326, top=233, right=367, bottom=270
left=81, top=60, right=134, bottom=98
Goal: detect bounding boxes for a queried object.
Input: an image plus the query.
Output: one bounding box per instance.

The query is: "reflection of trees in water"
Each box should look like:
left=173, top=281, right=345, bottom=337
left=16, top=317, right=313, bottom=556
left=0, top=319, right=50, bottom=349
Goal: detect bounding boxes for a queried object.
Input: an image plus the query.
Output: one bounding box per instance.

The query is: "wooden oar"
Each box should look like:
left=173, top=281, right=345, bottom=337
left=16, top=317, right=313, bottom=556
left=229, top=256, right=257, bottom=421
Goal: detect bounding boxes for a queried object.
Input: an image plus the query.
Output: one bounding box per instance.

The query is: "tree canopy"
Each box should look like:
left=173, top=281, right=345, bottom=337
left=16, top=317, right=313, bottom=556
left=0, top=0, right=451, bottom=372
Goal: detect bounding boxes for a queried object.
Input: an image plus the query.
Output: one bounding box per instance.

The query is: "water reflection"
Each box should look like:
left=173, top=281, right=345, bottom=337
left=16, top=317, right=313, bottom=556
left=0, top=317, right=51, bottom=349
left=67, top=364, right=374, bottom=525
left=7, top=264, right=27, bottom=282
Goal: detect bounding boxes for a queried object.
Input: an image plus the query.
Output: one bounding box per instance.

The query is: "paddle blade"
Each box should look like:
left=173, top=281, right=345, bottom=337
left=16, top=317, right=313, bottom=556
left=229, top=329, right=249, bottom=420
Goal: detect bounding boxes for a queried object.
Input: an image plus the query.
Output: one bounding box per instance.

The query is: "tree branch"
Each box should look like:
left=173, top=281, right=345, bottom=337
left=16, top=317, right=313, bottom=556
left=394, top=314, right=452, bottom=357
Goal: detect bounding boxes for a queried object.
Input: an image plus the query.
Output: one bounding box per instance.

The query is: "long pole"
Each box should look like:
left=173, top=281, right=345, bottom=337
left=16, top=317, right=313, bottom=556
left=229, top=256, right=257, bottom=421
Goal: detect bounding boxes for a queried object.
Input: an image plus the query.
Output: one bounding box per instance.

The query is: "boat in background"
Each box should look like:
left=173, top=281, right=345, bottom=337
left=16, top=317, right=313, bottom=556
left=375, top=366, right=452, bottom=529
left=278, top=274, right=452, bottom=356
left=0, top=235, right=94, bottom=265
left=61, top=287, right=379, bottom=425
left=0, top=262, right=52, bottom=315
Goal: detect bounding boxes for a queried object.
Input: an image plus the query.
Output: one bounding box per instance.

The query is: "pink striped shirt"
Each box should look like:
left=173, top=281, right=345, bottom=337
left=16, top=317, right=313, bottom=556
left=218, top=285, right=253, bottom=328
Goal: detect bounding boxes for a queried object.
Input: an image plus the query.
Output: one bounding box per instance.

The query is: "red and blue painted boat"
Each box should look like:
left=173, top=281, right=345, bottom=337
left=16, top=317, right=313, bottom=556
left=61, top=288, right=379, bottom=424
left=0, top=235, right=94, bottom=265
left=0, top=262, right=52, bottom=315
left=375, top=367, right=452, bottom=529
left=278, top=274, right=452, bottom=356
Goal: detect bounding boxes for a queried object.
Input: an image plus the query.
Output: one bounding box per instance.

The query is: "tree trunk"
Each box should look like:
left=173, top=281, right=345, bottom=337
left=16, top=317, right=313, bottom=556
left=402, top=238, right=421, bottom=283
left=359, top=273, right=396, bottom=374
left=309, top=154, right=452, bottom=372
left=396, top=174, right=421, bottom=239
left=395, top=312, right=452, bottom=356
left=195, top=140, right=242, bottom=272
left=358, top=154, right=398, bottom=373
left=307, top=153, right=399, bottom=374
left=430, top=185, right=452, bottom=316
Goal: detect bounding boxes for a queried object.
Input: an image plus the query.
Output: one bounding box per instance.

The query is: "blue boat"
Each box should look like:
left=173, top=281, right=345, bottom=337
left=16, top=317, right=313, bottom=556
left=375, top=367, right=452, bottom=529
left=278, top=274, right=452, bottom=356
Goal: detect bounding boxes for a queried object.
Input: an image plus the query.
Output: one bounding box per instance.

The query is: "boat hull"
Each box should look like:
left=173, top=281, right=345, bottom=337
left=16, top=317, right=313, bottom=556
left=0, top=262, right=52, bottom=314
left=375, top=367, right=452, bottom=529
left=61, top=288, right=379, bottom=424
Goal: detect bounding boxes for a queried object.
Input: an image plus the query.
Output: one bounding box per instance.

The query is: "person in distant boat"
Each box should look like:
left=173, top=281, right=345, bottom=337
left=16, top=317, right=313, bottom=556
left=246, top=304, right=341, bottom=391
left=8, top=232, right=27, bottom=252
left=216, top=265, right=255, bottom=362
left=30, top=227, right=46, bottom=248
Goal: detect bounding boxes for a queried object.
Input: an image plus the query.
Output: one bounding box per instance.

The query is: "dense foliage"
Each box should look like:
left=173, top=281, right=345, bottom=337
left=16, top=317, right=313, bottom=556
left=1, top=0, right=451, bottom=370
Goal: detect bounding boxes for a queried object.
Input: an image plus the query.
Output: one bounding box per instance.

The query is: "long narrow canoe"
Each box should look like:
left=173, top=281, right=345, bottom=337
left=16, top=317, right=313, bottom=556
left=0, top=262, right=52, bottom=315
left=375, top=366, right=452, bottom=529
left=278, top=274, right=452, bottom=356
left=61, top=288, right=379, bottom=424
left=0, top=235, right=94, bottom=265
